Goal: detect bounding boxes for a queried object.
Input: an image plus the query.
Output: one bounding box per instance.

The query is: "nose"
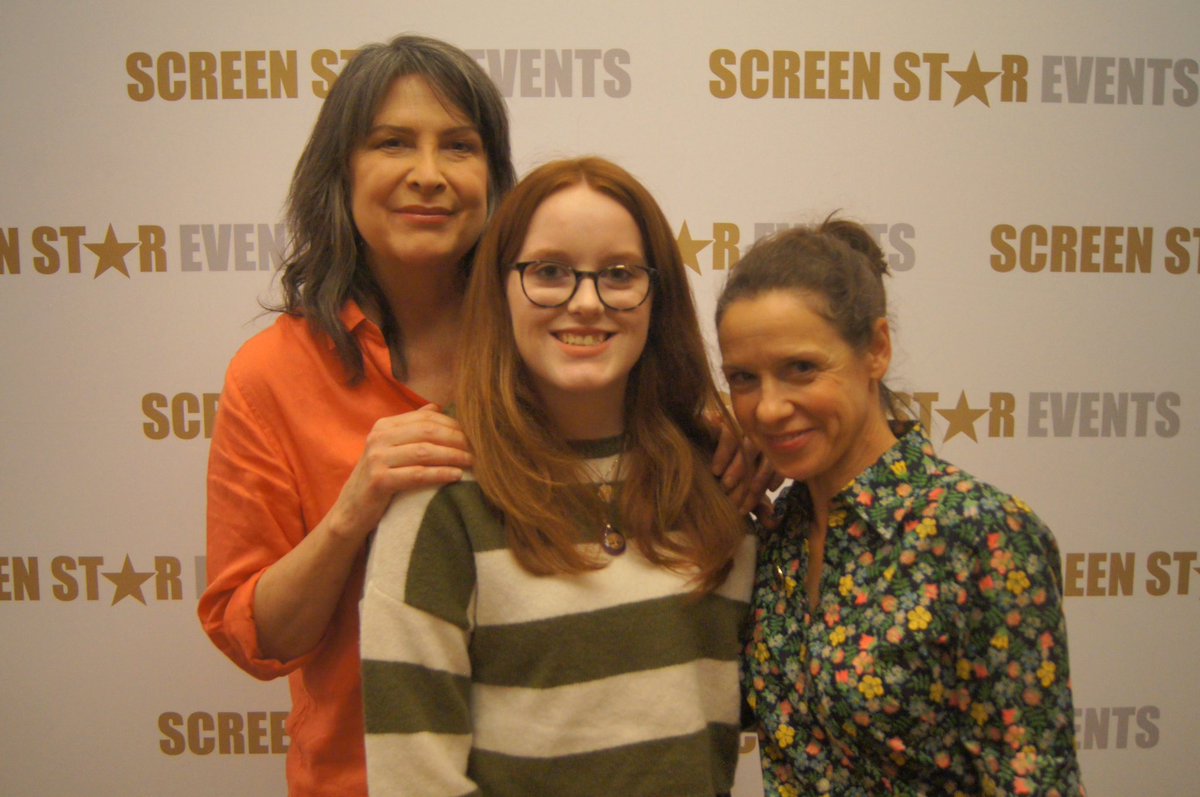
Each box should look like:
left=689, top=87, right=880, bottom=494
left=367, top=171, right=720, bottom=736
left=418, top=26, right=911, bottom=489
left=566, top=272, right=604, bottom=317
left=407, top=144, right=446, bottom=193
left=754, top=377, right=793, bottom=426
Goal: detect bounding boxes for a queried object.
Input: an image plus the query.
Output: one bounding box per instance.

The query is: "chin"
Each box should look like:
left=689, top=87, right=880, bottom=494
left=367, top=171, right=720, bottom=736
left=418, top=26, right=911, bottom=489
left=772, top=455, right=820, bottom=484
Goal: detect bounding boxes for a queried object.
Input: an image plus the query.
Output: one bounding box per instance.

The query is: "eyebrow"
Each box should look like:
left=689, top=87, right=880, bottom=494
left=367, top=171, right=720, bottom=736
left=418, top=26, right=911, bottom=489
left=365, top=123, right=481, bottom=137
left=520, top=249, right=645, bottom=266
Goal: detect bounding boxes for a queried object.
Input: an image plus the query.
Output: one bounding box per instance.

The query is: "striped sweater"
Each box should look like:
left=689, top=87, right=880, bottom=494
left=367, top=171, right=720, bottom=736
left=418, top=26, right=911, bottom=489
left=360, top=446, right=754, bottom=797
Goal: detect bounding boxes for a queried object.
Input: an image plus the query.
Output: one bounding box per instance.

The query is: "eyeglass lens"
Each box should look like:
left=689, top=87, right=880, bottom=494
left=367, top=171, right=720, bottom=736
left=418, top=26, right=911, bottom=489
left=521, top=262, right=651, bottom=310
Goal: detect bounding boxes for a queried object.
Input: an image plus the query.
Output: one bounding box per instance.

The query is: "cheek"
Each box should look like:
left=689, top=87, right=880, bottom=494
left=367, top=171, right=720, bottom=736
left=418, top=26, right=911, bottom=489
left=505, top=281, right=529, bottom=337
left=464, top=163, right=490, bottom=206
left=629, top=312, right=651, bottom=359
left=348, top=155, right=376, bottom=207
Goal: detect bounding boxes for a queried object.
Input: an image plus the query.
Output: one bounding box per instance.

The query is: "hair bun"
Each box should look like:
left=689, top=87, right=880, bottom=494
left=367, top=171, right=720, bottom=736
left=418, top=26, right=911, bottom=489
left=821, top=216, right=889, bottom=279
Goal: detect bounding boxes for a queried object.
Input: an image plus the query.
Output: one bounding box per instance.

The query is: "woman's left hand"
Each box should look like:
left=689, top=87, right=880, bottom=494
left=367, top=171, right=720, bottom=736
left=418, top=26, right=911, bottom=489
left=708, top=410, right=782, bottom=526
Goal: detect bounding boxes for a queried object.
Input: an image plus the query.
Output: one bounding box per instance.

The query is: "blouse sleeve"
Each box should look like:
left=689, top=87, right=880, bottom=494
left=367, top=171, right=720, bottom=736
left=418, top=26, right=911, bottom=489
left=361, top=485, right=479, bottom=797
left=197, top=358, right=318, bottom=678
left=958, top=498, right=1085, bottom=796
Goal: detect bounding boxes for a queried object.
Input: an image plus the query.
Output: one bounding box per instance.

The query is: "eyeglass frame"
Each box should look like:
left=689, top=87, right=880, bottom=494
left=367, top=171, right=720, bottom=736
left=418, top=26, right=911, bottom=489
left=510, top=260, right=657, bottom=311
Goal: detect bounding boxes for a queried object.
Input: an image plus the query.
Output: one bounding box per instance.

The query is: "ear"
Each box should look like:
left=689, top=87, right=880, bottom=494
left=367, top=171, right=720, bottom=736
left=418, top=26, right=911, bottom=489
left=866, top=317, right=892, bottom=380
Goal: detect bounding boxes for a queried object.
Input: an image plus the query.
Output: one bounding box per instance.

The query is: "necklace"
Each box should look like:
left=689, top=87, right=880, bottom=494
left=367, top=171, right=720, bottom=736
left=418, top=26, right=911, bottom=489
left=588, top=452, right=626, bottom=556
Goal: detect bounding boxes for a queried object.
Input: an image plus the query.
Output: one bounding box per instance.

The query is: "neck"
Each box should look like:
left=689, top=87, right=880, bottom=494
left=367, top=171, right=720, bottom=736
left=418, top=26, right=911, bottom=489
left=361, top=267, right=464, bottom=401
left=806, top=411, right=897, bottom=511
left=542, top=387, right=627, bottom=442
left=365, top=251, right=464, bottom=329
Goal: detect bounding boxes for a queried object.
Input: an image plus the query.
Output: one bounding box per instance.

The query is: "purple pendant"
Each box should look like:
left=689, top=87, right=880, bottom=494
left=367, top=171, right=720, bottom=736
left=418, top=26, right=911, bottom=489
left=601, top=523, right=626, bottom=556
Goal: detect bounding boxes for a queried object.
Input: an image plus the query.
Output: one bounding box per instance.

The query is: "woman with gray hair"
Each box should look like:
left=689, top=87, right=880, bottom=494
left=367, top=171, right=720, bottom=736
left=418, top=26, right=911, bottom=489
left=198, top=35, right=515, bottom=797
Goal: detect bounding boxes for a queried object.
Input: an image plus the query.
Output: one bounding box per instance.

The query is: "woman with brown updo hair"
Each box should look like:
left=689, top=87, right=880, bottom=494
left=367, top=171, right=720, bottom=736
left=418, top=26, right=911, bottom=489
left=360, top=157, right=755, bottom=796
left=717, top=217, right=1084, bottom=796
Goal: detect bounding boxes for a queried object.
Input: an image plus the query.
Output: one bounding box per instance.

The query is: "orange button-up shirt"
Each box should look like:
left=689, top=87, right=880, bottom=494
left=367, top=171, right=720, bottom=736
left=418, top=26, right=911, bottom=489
left=199, top=302, right=428, bottom=797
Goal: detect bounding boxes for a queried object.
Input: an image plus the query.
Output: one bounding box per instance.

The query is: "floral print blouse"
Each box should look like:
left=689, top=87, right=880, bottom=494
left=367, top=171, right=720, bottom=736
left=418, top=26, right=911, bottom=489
left=743, top=424, right=1085, bottom=797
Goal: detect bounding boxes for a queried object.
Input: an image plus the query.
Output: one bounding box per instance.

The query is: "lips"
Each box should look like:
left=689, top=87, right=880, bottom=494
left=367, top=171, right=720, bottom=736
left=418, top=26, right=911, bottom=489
left=397, top=205, right=452, bottom=216
left=395, top=205, right=454, bottom=226
left=554, top=331, right=613, bottom=347
left=761, top=428, right=813, bottom=453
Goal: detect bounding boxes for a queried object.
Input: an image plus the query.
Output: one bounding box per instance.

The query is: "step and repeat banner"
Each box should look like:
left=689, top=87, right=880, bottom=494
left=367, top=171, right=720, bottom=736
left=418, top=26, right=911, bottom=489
left=2, top=2, right=1197, bottom=795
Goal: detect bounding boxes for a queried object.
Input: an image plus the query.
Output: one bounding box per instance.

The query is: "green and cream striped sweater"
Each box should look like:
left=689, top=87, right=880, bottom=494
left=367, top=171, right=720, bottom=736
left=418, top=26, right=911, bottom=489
left=360, top=445, right=754, bottom=796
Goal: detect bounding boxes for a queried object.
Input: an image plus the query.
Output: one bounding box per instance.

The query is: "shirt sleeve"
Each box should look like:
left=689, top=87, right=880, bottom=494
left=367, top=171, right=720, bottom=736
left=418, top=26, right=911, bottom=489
left=361, top=485, right=479, bottom=797
left=958, top=499, right=1086, bottom=796
left=197, top=357, right=319, bottom=679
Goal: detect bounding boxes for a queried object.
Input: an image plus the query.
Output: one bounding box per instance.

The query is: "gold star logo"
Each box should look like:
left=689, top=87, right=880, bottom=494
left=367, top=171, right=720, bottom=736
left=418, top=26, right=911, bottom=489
left=85, top=224, right=138, bottom=278
left=937, top=391, right=989, bottom=442
left=947, top=52, right=1000, bottom=107
left=103, top=555, right=155, bottom=605
left=676, top=221, right=712, bottom=275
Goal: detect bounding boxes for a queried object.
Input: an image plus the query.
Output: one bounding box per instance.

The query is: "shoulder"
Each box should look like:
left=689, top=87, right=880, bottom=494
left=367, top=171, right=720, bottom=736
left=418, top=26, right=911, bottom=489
left=368, top=478, right=491, bottom=628
left=225, top=313, right=324, bottom=381
left=914, top=457, right=1061, bottom=571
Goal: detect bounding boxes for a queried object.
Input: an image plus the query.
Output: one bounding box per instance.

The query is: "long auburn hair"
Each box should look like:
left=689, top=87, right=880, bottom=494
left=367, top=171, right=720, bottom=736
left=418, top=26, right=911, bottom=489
left=457, top=157, right=744, bottom=593
left=273, top=34, right=516, bottom=383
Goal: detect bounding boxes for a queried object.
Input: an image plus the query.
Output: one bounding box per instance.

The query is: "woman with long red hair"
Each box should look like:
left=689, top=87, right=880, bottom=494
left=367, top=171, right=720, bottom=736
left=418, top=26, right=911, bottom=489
left=360, top=157, right=755, bottom=796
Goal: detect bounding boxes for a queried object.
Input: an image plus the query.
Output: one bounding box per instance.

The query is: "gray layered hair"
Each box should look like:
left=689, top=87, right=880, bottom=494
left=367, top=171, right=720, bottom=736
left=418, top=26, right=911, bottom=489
left=275, top=34, right=516, bottom=382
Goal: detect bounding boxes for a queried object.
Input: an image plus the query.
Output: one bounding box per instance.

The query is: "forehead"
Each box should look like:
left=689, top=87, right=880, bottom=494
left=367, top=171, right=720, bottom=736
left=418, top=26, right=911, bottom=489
left=718, top=290, right=844, bottom=356
left=370, top=74, right=474, bottom=126
left=521, top=185, right=642, bottom=254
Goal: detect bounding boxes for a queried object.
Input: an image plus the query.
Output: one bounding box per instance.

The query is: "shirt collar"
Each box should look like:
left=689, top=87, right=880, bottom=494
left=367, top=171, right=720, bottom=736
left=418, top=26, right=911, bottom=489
left=776, top=421, right=930, bottom=543
left=339, top=299, right=371, bottom=333
left=833, top=421, right=930, bottom=541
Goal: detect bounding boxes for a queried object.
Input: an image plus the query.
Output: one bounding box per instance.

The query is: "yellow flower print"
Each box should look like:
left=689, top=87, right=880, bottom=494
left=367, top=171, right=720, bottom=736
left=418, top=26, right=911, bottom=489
left=883, top=564, right=896, bottom=583
left=957, top=659, right=973, bottom=680
left=779, top=786, right=799, bottom=797
left=891, top=460, right=908, bottom=477
left=1012, top=745, right=1039, bottom=776
left=930, top=681, right=945, bottom=703
left=1014, top=496, right=1032, bottom=513
left=830, top=626, right=847, bottom=646
left=991, top=631, right=1010, bottom=651
left=1007, top=570, right=1032, bottom=596
left=1038, top=661, right=1057, bottom=687
left=784, top=575, right=797, bottom=598
left=774, top=723, right=796, bottom=749
left=971, top=702, right=990, bottom=726
left=754, top=642, right=770, bottom=663
left=916, top=518, right=938, bottom=539
left=908, top=605, right=932, bottom=631
left=859, top=675, right=884, bottom=699
left=839, top=575, right=855, bottom=597
left=829, top=509, right=848, bottom=528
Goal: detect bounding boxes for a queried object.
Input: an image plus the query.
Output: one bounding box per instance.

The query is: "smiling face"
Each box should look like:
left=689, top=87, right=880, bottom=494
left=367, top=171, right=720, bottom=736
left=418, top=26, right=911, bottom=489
left=506, top=183, right=652, bottom=439
left=349, top=75, right=489, bottom=285
left=718, top=289, right=896, bottom=505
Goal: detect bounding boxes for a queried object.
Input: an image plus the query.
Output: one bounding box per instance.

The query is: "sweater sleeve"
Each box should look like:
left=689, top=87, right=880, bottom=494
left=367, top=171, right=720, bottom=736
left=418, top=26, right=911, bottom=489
left=361, top=483, right=479, bottom=797
left=197, top=355, right=319, bottom=678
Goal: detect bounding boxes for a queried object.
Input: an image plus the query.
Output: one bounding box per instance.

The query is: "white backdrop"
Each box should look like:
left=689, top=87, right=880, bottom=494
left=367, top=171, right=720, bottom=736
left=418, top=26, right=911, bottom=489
left=2, top=2, right=1197, bottom=795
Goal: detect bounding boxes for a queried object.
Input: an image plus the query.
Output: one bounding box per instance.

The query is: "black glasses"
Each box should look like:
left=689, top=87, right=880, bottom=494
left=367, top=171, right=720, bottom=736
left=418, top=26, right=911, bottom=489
left=511, top=261, right=655, bottom=311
